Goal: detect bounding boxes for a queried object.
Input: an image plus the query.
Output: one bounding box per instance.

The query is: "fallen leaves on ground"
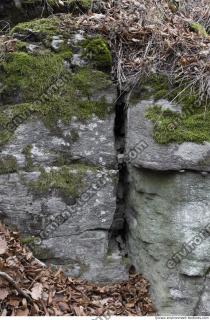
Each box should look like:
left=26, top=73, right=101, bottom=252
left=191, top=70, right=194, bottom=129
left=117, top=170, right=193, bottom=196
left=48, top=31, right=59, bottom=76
left=0, top=224, right=155, bottom=316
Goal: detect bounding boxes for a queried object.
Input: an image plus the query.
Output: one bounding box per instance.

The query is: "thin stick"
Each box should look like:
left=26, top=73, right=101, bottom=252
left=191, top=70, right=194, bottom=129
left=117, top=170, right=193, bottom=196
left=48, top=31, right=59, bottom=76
left=0, top=272, right=32, bottom=302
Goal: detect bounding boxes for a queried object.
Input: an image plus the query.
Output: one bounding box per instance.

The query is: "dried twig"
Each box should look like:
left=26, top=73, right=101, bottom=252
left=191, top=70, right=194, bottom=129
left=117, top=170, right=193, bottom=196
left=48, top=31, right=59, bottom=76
left=0, top=271, right=32, bottom=302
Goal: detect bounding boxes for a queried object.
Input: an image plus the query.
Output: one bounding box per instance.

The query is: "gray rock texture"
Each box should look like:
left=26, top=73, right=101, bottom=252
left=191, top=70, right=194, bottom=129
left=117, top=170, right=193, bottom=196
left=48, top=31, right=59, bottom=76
left=0, top=23, right=128, bottom=282
left=126, top=98, right=210, bottom=172
left=125, top=89, right=210, bottom=315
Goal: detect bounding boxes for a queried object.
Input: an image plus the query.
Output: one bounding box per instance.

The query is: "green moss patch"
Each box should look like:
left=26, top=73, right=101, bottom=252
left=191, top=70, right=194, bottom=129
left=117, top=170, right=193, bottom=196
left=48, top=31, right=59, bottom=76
left=11, top=17, right=60, bottom=39
left=190, top=22, right=208, bottom=37
left=82, top=37, right=112, bottom=71
left=1, top=51, right=65, bottom=101
left=145, top=78, right=210, bottom=144
left=0, top=64, right=113, bottom=146
left=0, top=155, right=18, bottom=174
left=28, top=164, right=94, bottom=198
left=146, top=105, right=210, bottom=144
left=0, top=20, right=114, bottom=147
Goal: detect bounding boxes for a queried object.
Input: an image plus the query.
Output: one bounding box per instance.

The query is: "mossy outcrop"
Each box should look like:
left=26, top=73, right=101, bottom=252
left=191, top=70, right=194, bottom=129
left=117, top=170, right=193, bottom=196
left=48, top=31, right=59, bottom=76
left=137, top=75, right=210, bottom=144
left=0, top=17, right=113, bottom=147
left=0, top=15, right=127, bottom=283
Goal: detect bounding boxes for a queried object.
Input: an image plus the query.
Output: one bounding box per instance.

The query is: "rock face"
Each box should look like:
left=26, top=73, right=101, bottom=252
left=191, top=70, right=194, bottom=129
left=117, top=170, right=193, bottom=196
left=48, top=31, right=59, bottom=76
left=0, top=17, right=128, bottom=282
left=125, top=83, right=210, bottom=315
left=2, top=11, right=210, bottom=316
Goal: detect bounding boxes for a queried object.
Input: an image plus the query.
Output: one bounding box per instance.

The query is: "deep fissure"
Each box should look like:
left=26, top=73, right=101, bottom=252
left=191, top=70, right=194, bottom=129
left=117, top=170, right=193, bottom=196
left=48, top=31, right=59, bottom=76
left=108, top=87, right=130, bottom=266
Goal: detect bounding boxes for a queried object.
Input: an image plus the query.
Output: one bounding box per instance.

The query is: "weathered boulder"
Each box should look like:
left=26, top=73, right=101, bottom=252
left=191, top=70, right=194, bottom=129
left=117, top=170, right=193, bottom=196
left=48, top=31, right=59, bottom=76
left=125, top=78, right=210, bottom=315
left=125, top=80, right=210, bottom=172
left=0, top=16, right=128, bottom=282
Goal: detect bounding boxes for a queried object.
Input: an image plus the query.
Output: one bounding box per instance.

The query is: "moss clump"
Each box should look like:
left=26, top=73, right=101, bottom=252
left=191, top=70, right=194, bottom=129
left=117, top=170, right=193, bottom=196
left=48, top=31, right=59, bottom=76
left=11, top=17, right=60, bottom=39
left=15, top=40, right=27, bottom=52
left=146, top=103, right=210, bottom=144
left=136, top=74, right=210, bottom=144
left=21, top=235, right=38, bottom=245
left=190, top=22, right=208, bottom=37
left=0, top=24, right=113, bottom=146
left=82, top=37, right=112, bottom=71
left=130, top=74, right=170, bottom=104
left=28, top=164, right=91, bottom=198
left=0, top=66, right=112, bottom=145
left=0, top=112, right=14, bottom=146
left=1, top=51, right=65, bottom=102
left=34, top=68, right=113, bottom=127
left=0, top=156, right=18, bottom=174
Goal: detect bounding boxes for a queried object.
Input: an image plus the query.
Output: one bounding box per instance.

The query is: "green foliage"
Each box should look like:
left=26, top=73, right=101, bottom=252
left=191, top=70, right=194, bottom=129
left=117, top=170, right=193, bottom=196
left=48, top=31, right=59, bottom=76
left=82, top=37, right=112, bottom=71
left=0, top=156, right=18, bottom=174
left=190, top=22, right=208, bottom=37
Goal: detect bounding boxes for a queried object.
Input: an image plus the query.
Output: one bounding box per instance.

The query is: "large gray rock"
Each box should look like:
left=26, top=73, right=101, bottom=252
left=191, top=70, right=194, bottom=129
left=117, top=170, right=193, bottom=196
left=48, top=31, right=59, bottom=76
left=126, top=166, right=210, bottom=315
left=0, top=20, right=128, bottom=282
left=125, top=88, right=210, bottom=315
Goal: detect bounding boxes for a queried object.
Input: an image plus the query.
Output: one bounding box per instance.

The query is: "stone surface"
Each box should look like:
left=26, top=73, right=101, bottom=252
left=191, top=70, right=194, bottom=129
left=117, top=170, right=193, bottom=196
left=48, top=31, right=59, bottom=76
left=0, top=18, right=128, bottom=283
left=125, top=86, right=210, bottom=315
left=126, top=166, right=210, bottom=315
left=126, top=99, right=210, bottom=172
left=0, top=167, right=127, bottom=281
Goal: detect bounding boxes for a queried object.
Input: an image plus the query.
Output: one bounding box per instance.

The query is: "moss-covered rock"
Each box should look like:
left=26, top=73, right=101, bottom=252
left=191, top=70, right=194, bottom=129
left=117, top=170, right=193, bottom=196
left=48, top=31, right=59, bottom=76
left=0, top=18, right=114, bottom=146
left=144, top=76, right=210, bottom=144
left=1, top=51, right=65, bottom=101
left=0, top=155, right=18, bottom=174
left=11, top=17, right=60, bottom=39
left=82, top=36, right=112, bottom=71
left=28, top=164, right=95, bottom=198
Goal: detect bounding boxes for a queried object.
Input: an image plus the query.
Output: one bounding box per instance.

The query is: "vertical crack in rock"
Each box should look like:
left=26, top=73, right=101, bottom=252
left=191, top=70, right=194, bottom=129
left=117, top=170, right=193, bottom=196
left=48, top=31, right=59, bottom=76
left=108, top=88, right=129, bottom=263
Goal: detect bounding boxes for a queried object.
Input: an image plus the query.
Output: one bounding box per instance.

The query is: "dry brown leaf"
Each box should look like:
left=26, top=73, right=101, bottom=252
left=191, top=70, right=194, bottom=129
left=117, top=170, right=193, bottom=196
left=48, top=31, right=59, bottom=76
left=0, top=237, right=7, bottom=255
left=30, top=283, right=43, bottom=301
left=73, top=305, right=86, bottom=316
left=16, top=308, right=30, bottom=316
left=0, top=288, right=9, bottom=300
